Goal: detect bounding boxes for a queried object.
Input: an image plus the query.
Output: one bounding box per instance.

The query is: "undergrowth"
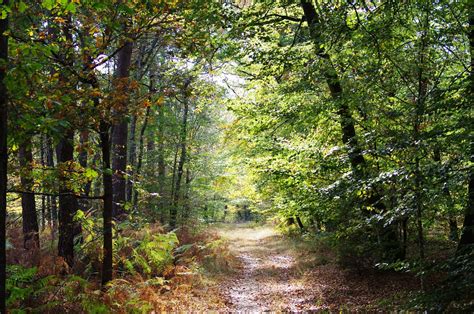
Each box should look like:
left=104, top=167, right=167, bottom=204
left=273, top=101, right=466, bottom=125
left=6, top=219, right=233, bottom=313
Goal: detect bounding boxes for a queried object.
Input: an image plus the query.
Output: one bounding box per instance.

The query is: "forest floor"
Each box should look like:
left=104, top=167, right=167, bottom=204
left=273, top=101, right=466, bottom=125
left=213, top=223, right=419, bottom=312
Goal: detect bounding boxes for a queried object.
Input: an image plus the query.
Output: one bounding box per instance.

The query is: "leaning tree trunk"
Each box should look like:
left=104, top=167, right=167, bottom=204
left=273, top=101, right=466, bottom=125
left=300, top=0, right=402, bottom=260
left=111, top=40, right=133, bottom=219
left=18, top=139, right=40, bottom=249
left=458, top=4, right=474, bottom=252
left=0, top=3, right=9, bottom=311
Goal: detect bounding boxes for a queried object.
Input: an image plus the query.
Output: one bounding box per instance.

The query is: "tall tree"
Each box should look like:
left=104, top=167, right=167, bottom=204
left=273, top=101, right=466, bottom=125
left=100, top=122, right=114, bottom=286
left=56, top=17, right=78, bottom=267
left=56, top=130, right=78, bottom=267
left=111, top=39, right=133, bottom=218
left=300, top=0, right=402, bottom=259
left=170, top=79, right=191, bottom=228
left=18, top=139, right=40, bottom=249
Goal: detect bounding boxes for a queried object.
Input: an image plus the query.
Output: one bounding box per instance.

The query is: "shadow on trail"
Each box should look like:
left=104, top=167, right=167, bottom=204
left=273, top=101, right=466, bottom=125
left=216, top=223, right=419, bottom=312
left=218, top=224, right=320, bottom=312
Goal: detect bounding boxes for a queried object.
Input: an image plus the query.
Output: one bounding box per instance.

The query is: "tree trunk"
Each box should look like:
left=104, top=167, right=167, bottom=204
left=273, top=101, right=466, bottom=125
left=127, top=115, right=137, bottom=203
left=56, top=131, right=78, bottom=267
left=158, top=105, right=166, bottom=205
left=56, top=18, right=78, bottom=267
left=40, top=136, right=46, bottom=230
left=296, top=216, right=305, bottom=230
left=112, top=40, right=133, bottom=219
left=182, top=167, right=191, bottom=220
left=157, top=102, right=166, bottom=216
left=78, top=131, right=92, bottom=197
left=18, top=140, right=40, bottom=249
left=170, top=144, right=179, bottom=205
left=300, top=0, right=365, bottom=175
left=133, top=107, right=151, bottom=209
left=300, top=0, right=402, bottom=260
left=100, top=122, right=114, bottom=286
left=45, top=136, right=57, bottom=232
left=0, top=4, right=9, bottom=311
left=171, top=93, right=189, bottom=228
left=458, top=5, right=474, bottom=252
left=133, top=73, right=154, bottom=208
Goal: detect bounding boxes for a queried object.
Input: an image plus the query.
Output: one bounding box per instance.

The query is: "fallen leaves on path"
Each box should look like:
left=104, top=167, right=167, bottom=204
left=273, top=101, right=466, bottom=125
left=217, top=224, right=419, bottom=312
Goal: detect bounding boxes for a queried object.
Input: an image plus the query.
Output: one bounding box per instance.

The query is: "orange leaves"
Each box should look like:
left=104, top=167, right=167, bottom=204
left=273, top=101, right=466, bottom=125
left=89, top=89, right=101, bottom=98
left=53, top=16, right=66, bottom=24
left=142, top=99, right=151, bottom=108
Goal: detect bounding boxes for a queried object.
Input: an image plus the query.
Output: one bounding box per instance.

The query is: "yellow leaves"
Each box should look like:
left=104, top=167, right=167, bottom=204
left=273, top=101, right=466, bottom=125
left=95, top=36, right=104, bottom=49
left=54, top=16, right=66, bottom=24
left=155, top=95, right=165, bottom=107
left=88, top=26, right=99, bottom=36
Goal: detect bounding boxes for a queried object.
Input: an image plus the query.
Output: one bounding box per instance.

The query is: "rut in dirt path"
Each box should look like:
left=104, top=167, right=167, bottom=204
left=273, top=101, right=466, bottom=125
left=218, top=225, right=316, bottom=312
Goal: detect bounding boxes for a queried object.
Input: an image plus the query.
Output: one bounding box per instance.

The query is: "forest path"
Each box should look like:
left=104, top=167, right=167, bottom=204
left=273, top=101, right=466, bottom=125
left=217, top=224, right=315, bottom=312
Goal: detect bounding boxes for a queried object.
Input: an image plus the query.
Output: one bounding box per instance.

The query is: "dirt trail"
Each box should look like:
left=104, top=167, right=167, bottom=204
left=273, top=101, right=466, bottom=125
left=218, top=225, right=316, bottom=312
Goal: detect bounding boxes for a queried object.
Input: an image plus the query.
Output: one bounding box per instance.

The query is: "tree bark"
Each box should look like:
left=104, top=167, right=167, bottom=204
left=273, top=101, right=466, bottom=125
left=127, top=115, right=137, bottom=203
left=170, top=88, right=190, bottom=228
left=56, top=130, right=78, bottom=267
left=133, top=107, right=151, bottom=209
left=157, top=103, right=166, bottom=223
left=18, top=140, right=40, bottom=249
left=40, top=136, right=46, bottom=230
left=296, top=216, right=305, bottom=230
left=133, top=73, right=154, bottom=208
left=100, top=122, right=114, bottom=286
left=111, top=40, right=133, bottom=219
left=56, top=17, right=78, bottom=267
left=170, top=144, right=179, bottom=205
left=0, top=3, right=9, bottom=311
left=157, top=102, right=166, bottom=209
left=45, top=136, right=57, bottom=231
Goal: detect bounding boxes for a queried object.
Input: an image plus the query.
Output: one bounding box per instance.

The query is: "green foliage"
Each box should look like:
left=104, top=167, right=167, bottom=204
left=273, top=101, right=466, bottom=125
left=6, top=265, right=54, bottom=310
left=115, top=229, right=179, bottom=277
left=408, top=247, right=474, bottom=312
left=7, top=265, right=38, bottom=307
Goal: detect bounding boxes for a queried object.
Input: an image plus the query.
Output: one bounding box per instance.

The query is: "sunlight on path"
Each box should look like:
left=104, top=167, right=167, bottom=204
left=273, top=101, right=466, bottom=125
left=218, top=224, right=316, bottom=312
